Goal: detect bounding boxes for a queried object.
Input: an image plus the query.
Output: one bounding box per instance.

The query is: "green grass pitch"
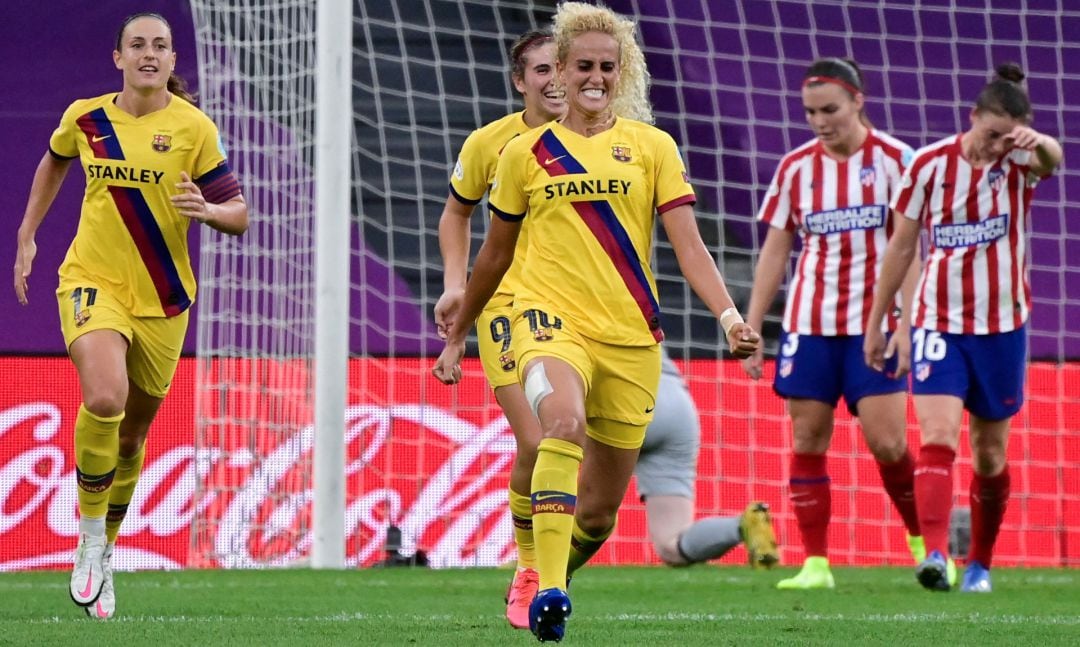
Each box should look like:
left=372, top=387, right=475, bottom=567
left=1, top=566, right=1077, bottom=645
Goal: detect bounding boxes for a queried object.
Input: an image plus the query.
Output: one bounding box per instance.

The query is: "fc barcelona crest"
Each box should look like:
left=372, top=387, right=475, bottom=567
left=534, top=327, right=554, bottom=342
left=611, top=144, right=632, bottom=163
left=75, top=309, right=92, bottom=328
left=499, top=351, right=516, bottom=372
left=152, top=134, right=172, bottom=153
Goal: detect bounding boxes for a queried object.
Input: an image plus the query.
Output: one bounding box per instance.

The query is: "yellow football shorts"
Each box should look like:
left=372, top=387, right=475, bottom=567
left=512, top=306, right=661, bottom=448
left=477, top=304, right=520, bottom=389
left=57, top=281, right=188, bottom=398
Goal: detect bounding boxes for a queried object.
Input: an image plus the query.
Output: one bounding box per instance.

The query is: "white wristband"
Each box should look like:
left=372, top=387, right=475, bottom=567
left=719, top=307, right=744, bottom=338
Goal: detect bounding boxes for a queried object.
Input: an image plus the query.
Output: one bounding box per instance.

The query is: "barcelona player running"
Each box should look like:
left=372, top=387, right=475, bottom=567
left=13, top=13, right=247, bottom=619
left=434, top=3, right=758, bottom=641
left=865, top=63, right=1062, bottom=593
left=433, top=28, right=564, bottom=629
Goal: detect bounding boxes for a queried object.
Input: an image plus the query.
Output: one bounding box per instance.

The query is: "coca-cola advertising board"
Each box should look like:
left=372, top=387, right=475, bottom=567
left=2, top=357, right=1077, bottom=572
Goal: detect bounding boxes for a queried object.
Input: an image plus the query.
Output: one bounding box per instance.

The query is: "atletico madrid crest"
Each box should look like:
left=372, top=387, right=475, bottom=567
left=779, top=358, right=794, bottom=378
left=915, top=362, right=931, bottom=382
left=152, top=134, right=172, bottom=153
left=860, top=166, right=876, bottom=186
left=611, top=144, right=631, bottom=162
left=988, top=167, right=1006, bottom=191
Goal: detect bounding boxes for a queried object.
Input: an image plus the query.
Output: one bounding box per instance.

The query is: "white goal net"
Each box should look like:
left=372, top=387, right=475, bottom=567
left=191, top=0, right=1079, bottom=569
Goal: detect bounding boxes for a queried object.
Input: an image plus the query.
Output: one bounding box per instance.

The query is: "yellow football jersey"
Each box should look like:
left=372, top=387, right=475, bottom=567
left=449, top=110, right=540, bottom=309
left=490, top=118, right=695, bottom=346
left=49, top=93, right=232, bottom=317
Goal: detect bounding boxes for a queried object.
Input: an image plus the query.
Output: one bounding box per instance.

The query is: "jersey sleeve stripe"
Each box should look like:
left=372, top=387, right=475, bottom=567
left=76, top=108, right=125, bottom=160
left=48, top=146, right=78, bottom=161
left=657, top=194, right=696, bottom=213
left=533, top=130, right=587, bottom=176
left=108, top=186, right=192, bottom=317
left=489, top=204, right=525, bottom=222
left=573, top=199, right=664, bottom=342
left=448, top=183, right=483, bottom=206
left=196, top=162, right=243, bottom=204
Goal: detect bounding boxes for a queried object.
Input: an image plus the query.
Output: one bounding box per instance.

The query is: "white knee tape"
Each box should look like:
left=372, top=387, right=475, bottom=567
left=523, top=363, right=554, bottom=417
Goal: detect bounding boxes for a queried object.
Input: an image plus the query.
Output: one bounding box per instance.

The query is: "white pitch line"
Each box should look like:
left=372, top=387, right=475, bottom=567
left=16, top=611, right=1080, bottom=627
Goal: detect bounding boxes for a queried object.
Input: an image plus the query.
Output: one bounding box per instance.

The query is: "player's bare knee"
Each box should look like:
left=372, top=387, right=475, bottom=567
left=865, top=434, right=908, bottom=463
left=919, top=419, right=959, bottom=448
left=82, top=391, right=127, bottom=418
left=117, top=432, right=147, bottom=458
left=971, top=444, right=1007, bottom=476
left=576, top=509, right=616, bottom=537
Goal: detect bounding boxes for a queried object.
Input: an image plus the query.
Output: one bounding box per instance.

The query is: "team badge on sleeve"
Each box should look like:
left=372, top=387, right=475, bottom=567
left=611, top=144, right=632, bottom=163
left=453, top=159, right=464, bottom=180
left=152, top=134, right=172, bottom=153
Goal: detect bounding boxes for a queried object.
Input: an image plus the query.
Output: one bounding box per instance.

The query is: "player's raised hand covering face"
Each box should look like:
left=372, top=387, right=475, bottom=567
left=114, top=16, right=176, bottom=94
left=966, top=110, right=1026, bottom=164
left=558, top=31, right=620, bottom=120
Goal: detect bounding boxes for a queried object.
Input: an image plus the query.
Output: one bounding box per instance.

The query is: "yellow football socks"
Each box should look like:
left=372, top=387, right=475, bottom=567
left=531, top=437, right=583, bottom=591
left=74, top=404, right=123, bottom=520
left=567, top=516, right=616, bottom=576
left=106, top=443, right=146, bottom=543
left=508, top=487, right=537, bottom=569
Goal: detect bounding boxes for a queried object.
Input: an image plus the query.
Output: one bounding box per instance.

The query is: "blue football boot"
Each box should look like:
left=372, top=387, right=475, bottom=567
left=960, top=561, right=993, bottom=593
left=529, top=587, right=572, bottom=642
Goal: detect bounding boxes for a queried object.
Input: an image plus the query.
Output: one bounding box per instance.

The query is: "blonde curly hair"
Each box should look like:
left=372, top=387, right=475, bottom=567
left=552, top=2, right=654, bottom=124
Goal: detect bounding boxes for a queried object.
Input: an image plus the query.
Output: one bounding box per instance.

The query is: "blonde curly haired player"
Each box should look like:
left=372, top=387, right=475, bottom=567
left=433, top=27, right=564, bottom=631
left=433, top=2, right=759, bottom=641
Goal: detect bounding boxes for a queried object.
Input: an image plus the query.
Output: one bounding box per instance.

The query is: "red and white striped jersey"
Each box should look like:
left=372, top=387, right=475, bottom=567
left=757, top=129, right=913, bottom=335
left=892, top=135, right=1039, bottom=334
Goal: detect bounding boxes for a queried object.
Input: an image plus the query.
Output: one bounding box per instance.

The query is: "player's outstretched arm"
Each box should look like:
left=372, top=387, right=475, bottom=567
left=14, top=152, right=72, bottom=305
left=660, top=204, right=760, bottom=358
left=434, top=194, right=476, bottom=340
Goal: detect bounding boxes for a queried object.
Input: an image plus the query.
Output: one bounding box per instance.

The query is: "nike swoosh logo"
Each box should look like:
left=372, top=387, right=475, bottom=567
left=79, top=572, right=94, bottom=599
left=92, top=135, right=111, bottom=142
left=533, top=493, right=566, bottom=501
left=543, top=155, right=565, bottom=166
left=644, top=406, right=654, bottom=413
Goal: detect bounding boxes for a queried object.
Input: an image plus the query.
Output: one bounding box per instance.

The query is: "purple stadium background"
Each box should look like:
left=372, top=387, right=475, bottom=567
left=2, top=1, right=1075, bottom=359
